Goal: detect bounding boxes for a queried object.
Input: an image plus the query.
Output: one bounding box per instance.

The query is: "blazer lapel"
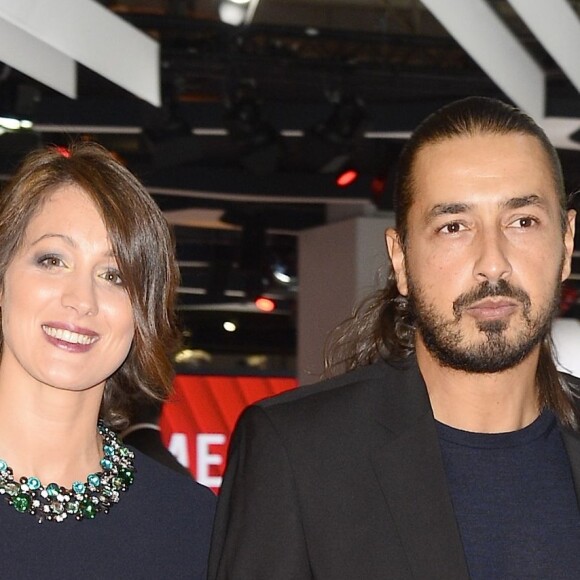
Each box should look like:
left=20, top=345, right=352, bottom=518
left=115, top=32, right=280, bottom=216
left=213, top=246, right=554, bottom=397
left=561, top=427, right=580, bottom=502
left=370, top=360, right=469, bottom=580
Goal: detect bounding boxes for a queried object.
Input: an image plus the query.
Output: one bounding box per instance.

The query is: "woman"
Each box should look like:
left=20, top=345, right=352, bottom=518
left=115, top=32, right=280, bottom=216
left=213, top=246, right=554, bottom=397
left=0, top=143, right=216, bottom=578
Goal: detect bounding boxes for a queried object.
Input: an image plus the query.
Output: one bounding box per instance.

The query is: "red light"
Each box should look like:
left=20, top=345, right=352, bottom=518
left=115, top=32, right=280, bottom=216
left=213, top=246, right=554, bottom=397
left=55, top=146, right=71, bottom=158
left=336, top=168, right=359, bottom=187
left=255, top=297, right=276, bottom=312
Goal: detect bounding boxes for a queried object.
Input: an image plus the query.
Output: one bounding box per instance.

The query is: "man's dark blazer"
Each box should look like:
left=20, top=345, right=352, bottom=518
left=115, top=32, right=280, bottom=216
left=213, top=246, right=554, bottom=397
left=208, top=357, right=580, bottom=579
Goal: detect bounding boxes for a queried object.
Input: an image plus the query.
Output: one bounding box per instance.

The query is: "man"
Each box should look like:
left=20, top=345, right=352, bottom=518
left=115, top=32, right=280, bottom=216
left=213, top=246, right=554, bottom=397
left=208, top=97, right=580, bottom=579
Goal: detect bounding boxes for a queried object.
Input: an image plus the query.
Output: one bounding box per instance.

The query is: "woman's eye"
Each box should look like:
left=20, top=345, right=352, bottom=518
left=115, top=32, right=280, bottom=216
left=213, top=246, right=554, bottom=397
left=38, top=255, right=64, bottom=268
left=101, top=270, right=123, bottom=286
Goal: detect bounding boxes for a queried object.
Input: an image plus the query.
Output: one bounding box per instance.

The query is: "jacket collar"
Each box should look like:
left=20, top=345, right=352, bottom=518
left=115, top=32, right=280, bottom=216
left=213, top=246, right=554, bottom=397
left=369, top=358, right=470, bottom=580
left=561, top=427, right=580, bottom=500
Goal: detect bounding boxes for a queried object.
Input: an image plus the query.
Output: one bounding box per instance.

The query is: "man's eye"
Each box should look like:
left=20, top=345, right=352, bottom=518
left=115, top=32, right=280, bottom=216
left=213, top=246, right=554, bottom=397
left=439, top=222, right=464, bottom=234
left=517, top=217, right=536, bottom=228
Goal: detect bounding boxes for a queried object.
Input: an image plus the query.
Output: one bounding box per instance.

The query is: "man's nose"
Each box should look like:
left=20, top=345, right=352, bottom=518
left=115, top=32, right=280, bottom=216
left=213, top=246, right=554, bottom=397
left=472, top=228, right=512, bottom=285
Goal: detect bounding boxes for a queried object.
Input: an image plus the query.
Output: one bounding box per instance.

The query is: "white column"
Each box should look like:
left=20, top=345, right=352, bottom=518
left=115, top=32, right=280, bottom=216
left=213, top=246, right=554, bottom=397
left=297, top=213, right=395, bottom=386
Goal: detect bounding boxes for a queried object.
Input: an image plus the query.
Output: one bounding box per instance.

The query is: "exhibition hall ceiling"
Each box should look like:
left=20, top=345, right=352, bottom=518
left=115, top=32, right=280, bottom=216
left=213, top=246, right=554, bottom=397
left=2, top=0, right=580, bottom=359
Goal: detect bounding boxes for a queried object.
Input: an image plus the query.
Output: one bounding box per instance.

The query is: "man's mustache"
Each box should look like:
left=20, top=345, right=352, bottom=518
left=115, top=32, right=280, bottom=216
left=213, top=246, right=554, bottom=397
left=452, top=279, right=531, bottom=319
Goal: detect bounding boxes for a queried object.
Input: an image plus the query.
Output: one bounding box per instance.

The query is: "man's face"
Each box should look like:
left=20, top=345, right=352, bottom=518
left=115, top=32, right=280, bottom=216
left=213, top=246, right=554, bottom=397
left=387, top=132, right=576, bottom=373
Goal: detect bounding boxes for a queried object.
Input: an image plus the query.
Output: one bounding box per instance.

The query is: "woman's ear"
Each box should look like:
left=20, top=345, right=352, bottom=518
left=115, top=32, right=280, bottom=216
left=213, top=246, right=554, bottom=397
left=385, top=228, right=408, bottom=296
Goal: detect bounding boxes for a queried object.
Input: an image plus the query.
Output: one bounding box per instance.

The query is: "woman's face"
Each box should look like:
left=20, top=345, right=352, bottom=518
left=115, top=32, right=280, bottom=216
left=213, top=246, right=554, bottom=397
left=0, top=184, right=135, bottom=393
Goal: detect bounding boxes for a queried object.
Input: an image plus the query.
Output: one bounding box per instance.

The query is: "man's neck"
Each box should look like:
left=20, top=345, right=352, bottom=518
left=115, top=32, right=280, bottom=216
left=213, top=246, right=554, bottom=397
left=415, top=340, right=541, bottom=433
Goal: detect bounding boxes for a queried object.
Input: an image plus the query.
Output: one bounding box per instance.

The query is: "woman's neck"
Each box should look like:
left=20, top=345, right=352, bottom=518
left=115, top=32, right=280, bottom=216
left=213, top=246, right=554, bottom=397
left=0, top=373, right=105, bottom=486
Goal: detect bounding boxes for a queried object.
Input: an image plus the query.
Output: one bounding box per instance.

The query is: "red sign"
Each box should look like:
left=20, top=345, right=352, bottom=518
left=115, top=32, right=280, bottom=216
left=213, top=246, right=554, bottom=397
left=159, top=374, right=297, bottom=493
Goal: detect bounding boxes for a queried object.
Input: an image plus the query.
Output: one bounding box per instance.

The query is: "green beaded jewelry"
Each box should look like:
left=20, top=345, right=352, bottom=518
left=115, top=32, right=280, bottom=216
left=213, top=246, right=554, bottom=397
left=0, top=421, right=135, bottom=523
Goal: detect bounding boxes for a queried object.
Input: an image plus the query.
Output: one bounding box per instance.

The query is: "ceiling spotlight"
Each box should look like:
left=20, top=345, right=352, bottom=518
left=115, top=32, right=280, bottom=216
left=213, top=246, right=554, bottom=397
left=271, top=261, right=296, bottom=287
left=218, top=2, right=246, bottom=25
left=223, top=321, right=237, bottom=332
left=273, top=270, right=291, bottom=284
left=255, top=296, right=276, bottom=312
left=224, top=84, right=279, bottom=174
left=174, top=349, right=212, bottom=364
left=336, top=167, right=359, bottom=187
left=218, top=0, right=259, bottom=26
left=314, top=95, right=367, bottom=147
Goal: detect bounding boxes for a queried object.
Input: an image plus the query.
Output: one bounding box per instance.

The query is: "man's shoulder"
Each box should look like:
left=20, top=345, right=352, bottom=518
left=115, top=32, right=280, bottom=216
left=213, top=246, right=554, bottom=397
left=259, top=359, right=408, bottom=408
left=246, top=357, right=428, bottom=436
left=229, top=358, right=430, bottom=455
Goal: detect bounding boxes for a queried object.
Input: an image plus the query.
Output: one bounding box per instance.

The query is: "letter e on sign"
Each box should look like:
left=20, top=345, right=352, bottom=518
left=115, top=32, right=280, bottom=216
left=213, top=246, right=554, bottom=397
left=196, top=433, right=226, bottom=489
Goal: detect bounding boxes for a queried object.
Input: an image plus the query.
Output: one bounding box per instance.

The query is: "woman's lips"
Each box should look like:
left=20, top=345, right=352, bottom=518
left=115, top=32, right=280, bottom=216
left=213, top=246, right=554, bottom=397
left=42, top=323, right=100, bottom=353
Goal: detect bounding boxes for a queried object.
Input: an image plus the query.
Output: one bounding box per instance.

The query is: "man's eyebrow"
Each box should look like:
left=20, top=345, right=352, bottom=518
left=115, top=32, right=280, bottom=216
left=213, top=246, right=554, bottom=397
left=502, top=194, right=546, bottom=210
left=426, top=203, right=471, bottom=222
left=425, top=195, right=548, bottom=223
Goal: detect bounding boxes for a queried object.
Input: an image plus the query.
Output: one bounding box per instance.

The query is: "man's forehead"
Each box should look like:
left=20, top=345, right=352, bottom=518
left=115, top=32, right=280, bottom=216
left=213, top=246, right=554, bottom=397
left=410, top=133, right=558, bottom=201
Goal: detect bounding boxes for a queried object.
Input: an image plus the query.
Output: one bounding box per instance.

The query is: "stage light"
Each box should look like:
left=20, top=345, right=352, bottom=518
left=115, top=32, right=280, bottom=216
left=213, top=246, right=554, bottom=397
left=223, top=321, right=237, bottom=332
left=218, top=0, right=259, bottom=26
left=255, top=296, right=276, bottom=312
left=224, top=83, right=279, bottom=174
left=336, top=168, right=359, bottom=187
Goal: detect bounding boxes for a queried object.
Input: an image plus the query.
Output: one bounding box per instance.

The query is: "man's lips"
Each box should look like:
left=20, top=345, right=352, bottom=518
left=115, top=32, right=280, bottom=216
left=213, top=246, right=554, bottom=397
left=464, top=298, right=519, bottom=320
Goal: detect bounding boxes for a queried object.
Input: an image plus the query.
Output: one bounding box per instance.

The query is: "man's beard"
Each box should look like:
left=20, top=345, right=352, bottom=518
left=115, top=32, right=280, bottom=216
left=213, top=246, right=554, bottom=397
left=407, top=275, right=561, bottom=374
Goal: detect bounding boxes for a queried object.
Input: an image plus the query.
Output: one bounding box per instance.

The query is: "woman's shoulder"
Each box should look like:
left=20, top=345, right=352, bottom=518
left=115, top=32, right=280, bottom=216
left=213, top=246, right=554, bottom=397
left=130, top=448, right=216, bottom=514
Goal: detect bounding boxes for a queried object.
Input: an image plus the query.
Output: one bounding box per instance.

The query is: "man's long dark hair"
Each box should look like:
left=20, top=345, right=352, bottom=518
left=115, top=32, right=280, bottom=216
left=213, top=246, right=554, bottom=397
left=324, top=96, right=580, bottom=429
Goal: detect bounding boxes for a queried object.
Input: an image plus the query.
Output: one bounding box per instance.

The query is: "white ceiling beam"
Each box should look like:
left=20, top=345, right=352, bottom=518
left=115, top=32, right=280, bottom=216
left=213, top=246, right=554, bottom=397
left=0, top=0, right=160, bottom=106
left=507, top=0, right=580, bottom=95
left=0, top=18, right=75, bottom=99
left=538, top=117, right=580, bottom=152
left=420, top=0, right=545, bottom=121
left=245, top=0, right=263, bottom=25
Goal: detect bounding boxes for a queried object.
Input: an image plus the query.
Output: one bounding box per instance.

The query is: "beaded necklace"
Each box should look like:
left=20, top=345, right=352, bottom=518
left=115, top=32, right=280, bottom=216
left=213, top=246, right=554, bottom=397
left=0, top=420, right=135, bottom=523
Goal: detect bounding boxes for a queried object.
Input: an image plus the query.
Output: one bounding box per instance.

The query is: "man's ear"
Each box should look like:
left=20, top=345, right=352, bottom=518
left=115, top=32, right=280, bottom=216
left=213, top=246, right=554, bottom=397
left=385, top=228, right=408, bottom=296
left=562, top=209, right=576, bottom=282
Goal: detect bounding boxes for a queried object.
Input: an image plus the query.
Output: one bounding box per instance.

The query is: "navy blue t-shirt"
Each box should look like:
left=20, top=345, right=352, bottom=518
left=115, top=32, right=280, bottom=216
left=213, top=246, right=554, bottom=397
left=438, top=410, right=580, bottom=579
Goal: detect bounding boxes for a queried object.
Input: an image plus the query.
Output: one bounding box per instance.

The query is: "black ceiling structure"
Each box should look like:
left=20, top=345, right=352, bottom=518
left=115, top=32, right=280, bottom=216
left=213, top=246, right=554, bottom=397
left=2, top=0, right=580, bottom=369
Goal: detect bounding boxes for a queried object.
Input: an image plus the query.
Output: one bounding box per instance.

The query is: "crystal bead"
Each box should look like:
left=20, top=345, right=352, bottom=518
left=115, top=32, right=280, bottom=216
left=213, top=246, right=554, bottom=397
left=119, top=468, right=135, bottom=485
left=13, top=493, right=31, bottom=513
left=66, top=501, right=80, bottom=514
left=5, top=483, right=19, bottom=496
left=0, top=459, right=7, bottom=472
left=72, top=481, right=85, bottom=494
left=51, top=501, right=65, bottom=515
left=27, top=477, right=41, bottom=490
left=103, top=445, right=114, bottom=456
left=100, top=458, right=113, bottom=470
left=80, top=500, right=97, bottom=519
left=87, top=474, right=100, bottom=487
left=46, top=483, right=60, bottom=498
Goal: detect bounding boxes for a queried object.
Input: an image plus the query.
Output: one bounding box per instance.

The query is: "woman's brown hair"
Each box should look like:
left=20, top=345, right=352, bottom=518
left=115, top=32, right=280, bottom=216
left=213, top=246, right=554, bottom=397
left=0, top=142, right=180, bottom=429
